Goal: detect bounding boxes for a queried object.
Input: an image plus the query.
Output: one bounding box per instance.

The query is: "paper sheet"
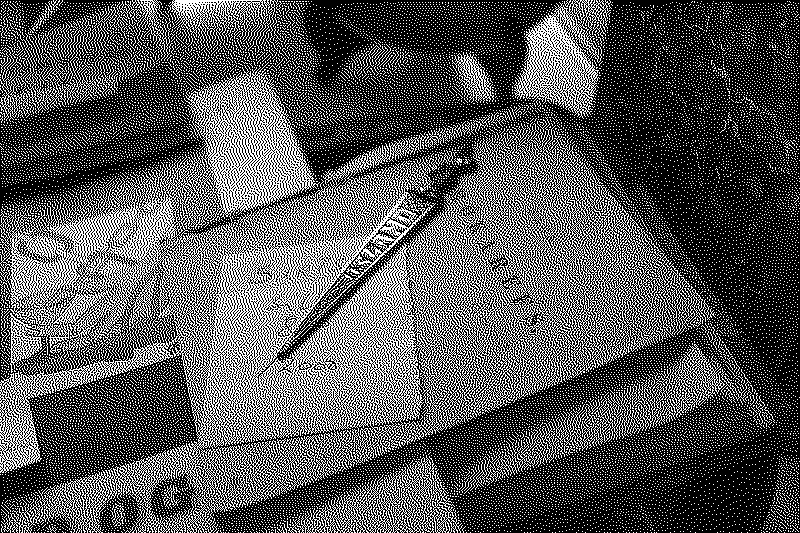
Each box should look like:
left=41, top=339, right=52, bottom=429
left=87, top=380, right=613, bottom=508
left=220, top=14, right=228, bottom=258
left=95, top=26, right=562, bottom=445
left=7, top=198, right=178, bottom=397
left=200, top=238, right=421, bottom=448
left=273, top=452, right=463, bottom=533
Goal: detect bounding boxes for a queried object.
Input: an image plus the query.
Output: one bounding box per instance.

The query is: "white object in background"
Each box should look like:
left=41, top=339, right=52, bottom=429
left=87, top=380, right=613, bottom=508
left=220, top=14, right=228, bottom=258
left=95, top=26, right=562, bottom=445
left=0, top=378, right=40, bottom=474
left=200, top=237, right=421, bottom=448
left=762, top=458, right=799, bottom=533
left=552, top=0, right=612, bottom=71
left=514, top=6, right=608, bottom=118
left=188, top=70, right=317, bottom=215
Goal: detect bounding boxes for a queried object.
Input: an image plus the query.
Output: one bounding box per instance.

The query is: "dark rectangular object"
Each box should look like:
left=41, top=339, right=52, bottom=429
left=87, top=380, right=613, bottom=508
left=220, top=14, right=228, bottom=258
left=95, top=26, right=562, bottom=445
left=28, top=354, right=196, bottom=487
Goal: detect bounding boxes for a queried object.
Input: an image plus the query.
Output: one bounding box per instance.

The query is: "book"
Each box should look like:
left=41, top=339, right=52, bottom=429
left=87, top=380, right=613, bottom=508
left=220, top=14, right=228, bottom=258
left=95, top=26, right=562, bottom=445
left=1, top=198, right=179, bottom=474
left=0, top=440, right=218, bottom=533
left=248, top=444, right=464, bottom=533
left=435, top=334, right=726, bottom=500
left=449, top=326, right=773, bottom=530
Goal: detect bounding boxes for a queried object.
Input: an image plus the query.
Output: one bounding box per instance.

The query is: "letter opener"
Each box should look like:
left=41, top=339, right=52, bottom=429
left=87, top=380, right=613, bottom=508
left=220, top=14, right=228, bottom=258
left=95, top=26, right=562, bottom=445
left=275, top=143, right=478, bottom=361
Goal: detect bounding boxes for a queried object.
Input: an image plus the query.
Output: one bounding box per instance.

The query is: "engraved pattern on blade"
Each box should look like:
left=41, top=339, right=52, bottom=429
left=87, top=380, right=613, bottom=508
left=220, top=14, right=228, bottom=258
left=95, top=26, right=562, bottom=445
left=287, top=272, right=357, bottom=346
left=275, top=142, right=477, bottom=361
left=278, top=190, right=439, bottom=357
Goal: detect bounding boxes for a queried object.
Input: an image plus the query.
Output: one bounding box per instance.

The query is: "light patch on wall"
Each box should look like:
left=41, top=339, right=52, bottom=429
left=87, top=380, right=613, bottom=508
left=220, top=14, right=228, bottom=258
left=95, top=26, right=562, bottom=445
left=454, top=53, right=494, bottom=104
left=514, top=15, right=599, bottom=117
left=171, top=0, right=274, bottom=23
left=187, top=70, right=316, bottom=214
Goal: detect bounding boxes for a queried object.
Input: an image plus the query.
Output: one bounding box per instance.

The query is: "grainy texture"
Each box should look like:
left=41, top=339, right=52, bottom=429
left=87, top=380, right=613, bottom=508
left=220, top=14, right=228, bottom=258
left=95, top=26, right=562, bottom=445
left=592, top=0, right=797, bottom=433
left=582, top=3, right=797, bottom=532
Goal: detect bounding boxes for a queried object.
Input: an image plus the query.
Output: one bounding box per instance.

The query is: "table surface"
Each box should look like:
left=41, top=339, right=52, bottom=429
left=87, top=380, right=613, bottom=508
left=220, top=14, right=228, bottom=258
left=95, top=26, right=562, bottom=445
left=0, top=102, right=770, bottom=533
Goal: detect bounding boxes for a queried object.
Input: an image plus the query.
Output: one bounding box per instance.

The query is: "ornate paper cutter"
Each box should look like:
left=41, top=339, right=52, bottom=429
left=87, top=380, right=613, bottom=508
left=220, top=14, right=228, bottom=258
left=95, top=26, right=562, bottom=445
left=276, top=142, right=478, bottom=361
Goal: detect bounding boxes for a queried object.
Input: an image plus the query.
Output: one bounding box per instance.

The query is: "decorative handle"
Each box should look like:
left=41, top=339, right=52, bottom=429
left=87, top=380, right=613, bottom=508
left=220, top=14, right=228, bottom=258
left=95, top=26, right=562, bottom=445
left=274, top=141, right=479, bottom=362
